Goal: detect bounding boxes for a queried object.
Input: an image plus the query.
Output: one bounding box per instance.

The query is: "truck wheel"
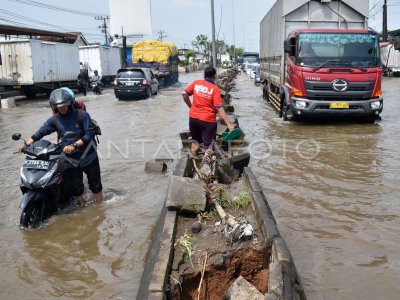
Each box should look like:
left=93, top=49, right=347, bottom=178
left=282, top=103, right=294, bottom=121
left=263, top=85, right=270, bottom=101
left=23, top=86, right=37, bottom=99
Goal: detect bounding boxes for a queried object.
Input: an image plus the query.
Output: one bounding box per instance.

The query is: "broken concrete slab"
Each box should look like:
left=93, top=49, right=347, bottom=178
left=223, top=276, right=264, bottom=300
left=265, top=293, right=279, bottom=300
left=231, top=152, right=250, bottom=174
left=224, top=104, right=235, bottom=113
left=145, top=161, right=167, bottom=173
left=166, top=175, right=206, bottom=213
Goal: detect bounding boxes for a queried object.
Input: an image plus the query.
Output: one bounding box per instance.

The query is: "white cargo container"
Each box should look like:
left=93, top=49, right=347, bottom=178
left=380, top=43, right=400, bottom=76
left=0, top=39, right=80, bottom=98
left=79, top=45, right=120, bottom=84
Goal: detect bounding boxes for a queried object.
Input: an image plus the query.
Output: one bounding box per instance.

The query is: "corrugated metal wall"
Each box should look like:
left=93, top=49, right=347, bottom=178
left=0, top=41, right=33, bottom=85
left=79, top=46, right=121, bottom=76
left=0, top=40, right=79, bottom=85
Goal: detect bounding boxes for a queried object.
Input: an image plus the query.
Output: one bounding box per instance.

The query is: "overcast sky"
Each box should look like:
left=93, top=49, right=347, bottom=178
left=1, top=0, right=400, bottom=52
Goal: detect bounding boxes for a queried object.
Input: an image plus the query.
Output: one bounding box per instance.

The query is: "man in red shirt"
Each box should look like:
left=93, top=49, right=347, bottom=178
left=182, top=66, right=235, bottom=156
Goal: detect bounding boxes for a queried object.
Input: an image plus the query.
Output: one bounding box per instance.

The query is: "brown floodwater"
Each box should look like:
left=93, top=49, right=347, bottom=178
left=0, top=72, right=399, bottom=300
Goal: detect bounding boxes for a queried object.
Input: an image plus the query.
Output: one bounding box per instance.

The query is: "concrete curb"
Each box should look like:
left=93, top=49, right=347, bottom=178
left=244, top=167, right=279, bottom=244
left=148, top=210, right=177, bottom=293
left=243, top=167, right=306, bottom=300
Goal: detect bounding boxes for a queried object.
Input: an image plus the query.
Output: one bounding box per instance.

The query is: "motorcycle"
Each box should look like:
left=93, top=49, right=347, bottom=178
left=89, top=80, right=102, bottom=95
left=12, top=132, right=80, bottom=229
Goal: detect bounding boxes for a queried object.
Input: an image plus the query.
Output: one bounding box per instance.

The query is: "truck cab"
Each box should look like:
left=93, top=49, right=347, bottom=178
left=281, top=29, right=383, bottom=120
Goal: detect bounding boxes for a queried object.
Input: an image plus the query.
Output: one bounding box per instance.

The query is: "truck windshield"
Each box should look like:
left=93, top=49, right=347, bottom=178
left=243, top=57, right=259, bottom=64
left=297, top=33, right=380, bottom=68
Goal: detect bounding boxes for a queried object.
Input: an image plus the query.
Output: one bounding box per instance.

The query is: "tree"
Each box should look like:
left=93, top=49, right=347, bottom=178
left=184, top=50, right=196, bottom=65
left=192, top=34, right=210, bottom=62
left=192, top=34, right=209, bottom=54
left=226, top=45, right=244, bottom=62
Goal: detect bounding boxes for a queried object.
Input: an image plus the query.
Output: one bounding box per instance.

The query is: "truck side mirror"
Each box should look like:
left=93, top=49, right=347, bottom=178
left=284, top=38, right=296, bottom=56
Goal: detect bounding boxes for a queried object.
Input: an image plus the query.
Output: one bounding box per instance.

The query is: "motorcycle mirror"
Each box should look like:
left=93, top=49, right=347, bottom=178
left=64, top=131, right=76, bottom=138
left=12, top=133, right=21, bottom=141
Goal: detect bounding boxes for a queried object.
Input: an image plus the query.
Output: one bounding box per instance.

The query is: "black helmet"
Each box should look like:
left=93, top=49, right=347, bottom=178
left=49, top=88, right=74, bottom=110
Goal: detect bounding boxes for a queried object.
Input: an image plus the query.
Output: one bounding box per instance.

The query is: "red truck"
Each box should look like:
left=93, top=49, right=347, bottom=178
left=260, top=0, right=383, bottom=121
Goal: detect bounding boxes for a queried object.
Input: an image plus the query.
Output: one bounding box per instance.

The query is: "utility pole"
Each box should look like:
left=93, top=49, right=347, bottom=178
left=95, top=16, right=110, bottom=45
left=383, top=0, right=388, bottom=42
left=211, top=0, right=217, bottom=68
left=232, top=0, right=236, bottom=65
left=158, top=30, right=167, bottom=41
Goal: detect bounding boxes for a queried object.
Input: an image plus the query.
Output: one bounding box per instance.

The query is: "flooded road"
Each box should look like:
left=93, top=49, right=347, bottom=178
left=232, top=75, right=400, bottom=300
left=0, top=71, right=399, bottom=300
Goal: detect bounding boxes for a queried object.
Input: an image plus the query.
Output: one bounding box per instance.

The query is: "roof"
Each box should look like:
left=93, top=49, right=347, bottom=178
left=0, top=24, right=88, bottom=44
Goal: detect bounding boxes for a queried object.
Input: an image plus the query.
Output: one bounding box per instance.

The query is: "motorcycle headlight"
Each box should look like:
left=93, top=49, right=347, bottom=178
left=33, top=164, right=57, bottom=188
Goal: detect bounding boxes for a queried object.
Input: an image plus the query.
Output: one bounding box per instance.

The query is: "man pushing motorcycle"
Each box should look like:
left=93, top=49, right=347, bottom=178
left=17, top=88, right=103, bottom=204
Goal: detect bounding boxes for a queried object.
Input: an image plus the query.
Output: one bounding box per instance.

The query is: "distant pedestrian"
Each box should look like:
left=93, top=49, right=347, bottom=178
left=91, top=70, right=103, bottom=88
left=77, top=69, right=89, bottom=96
left=181, top=66, right=235, bottom=157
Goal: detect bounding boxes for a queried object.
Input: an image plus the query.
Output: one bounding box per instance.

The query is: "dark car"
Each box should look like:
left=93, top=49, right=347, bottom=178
left=113, top=67, right=159, bottom=100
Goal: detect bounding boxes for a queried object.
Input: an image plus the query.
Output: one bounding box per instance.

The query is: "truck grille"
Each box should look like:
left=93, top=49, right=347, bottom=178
left=304, top=81, right=374, bottom=101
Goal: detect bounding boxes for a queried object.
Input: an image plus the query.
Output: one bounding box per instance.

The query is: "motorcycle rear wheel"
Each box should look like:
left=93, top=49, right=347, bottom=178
left=20, top=201, right=44, bottom=229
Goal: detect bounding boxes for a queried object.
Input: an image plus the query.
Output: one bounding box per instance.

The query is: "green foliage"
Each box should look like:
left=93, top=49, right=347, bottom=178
left=226, top=45, right=244, bottom=61
left=192, top=34, right=209, bottom=54
left=198, top=211, right=216, bottom=225
left=176, top=232, right=196, bottom=268
left=219, top=189, right=250, bottom=210
left=184, top=50, right=196, bottom=65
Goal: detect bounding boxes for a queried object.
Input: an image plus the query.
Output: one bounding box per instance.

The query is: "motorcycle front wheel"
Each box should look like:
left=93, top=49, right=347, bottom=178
left=20, top=200, right=44, bottom=229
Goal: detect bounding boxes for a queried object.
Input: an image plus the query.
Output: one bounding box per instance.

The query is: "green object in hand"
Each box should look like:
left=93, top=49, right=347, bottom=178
left=222, top=128, right=242, bottom=142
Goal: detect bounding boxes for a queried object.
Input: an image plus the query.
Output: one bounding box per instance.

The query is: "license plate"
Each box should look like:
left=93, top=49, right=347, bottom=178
left=125, top=82, right=135, bottom=86
left=330, top=102, right=349, bottom=109
left=13, top=85, right=21, bottom=89
left=23, top=160, right=50, bottom=170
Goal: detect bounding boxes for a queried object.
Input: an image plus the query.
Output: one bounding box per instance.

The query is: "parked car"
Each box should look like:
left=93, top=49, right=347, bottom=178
left=246, top=63, right=254, bottom=77
left=254, top=66, right=261, bottom=85
left=249, top=63, right=258, bottom=79
left=113, top=67, right=159, bottom=100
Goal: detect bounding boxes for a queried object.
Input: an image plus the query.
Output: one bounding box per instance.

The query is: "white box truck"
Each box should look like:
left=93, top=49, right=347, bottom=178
left=380, top=42, right=400, bottom=76
left=260, top=0, right=383, bottom=121
left=79, top=45, right=121, bottom=86
left=0, top=39, right=80, bottom=98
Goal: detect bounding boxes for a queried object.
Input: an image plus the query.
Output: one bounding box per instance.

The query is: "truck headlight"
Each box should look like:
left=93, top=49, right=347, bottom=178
left=370, top=101, right=382, bottom=110
left=294, top=100, right=307, bottom=109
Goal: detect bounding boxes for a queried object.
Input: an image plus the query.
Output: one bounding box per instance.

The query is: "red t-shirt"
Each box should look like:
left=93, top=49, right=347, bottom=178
left=184, top=79, right=222, bottom=123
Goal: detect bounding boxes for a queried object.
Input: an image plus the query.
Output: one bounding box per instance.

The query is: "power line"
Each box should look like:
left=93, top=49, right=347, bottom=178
left=6, top=0, right=104, bottom=17
left=0, top=8, right=75, bottom=32
left=370, top=0, right=384, bottom=12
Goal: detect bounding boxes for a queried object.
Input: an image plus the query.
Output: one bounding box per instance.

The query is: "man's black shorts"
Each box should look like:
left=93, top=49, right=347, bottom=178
left=189, top=117, right=217, bottom=147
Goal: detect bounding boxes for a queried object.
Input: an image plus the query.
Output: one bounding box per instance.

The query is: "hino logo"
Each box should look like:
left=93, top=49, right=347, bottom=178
left=332, top=79, right=348, bottom=92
